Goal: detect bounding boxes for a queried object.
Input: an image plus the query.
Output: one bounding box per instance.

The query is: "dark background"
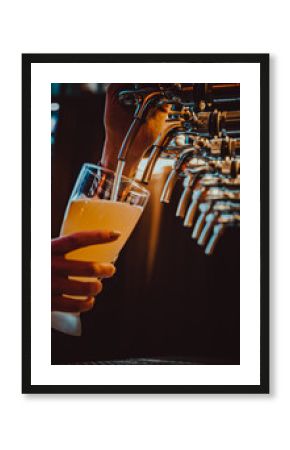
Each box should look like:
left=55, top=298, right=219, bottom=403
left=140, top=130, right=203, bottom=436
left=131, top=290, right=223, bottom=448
left=51, top=84, right=240, bottom=364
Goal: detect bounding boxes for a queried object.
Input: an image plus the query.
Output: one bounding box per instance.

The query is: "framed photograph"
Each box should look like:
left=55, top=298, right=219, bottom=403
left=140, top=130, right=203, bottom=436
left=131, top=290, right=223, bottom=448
left=22, top=53, right=269, bottom=394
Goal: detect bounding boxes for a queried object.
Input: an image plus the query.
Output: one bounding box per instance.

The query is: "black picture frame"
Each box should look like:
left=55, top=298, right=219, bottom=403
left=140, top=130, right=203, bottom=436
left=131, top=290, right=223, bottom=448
left=22, top=53, right=269, bottom=394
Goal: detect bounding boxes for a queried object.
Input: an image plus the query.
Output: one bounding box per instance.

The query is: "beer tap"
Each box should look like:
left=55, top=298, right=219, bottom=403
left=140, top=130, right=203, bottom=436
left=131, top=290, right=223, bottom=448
left=176, top=137, right=239, bottom=218
left=115, top=83, right=240, bottom=255
left=176, top=172, right=199, bottom=219
left=141, top=104, right=197, bottom=184
left=191, top=202, right=213, bottom=239
left=176, top=164, right=210, bottom=219
left=117, top=85, right=172, bottom=164
left=205, top=213, right=240, bottom=255
left=184, top=176, right=240, bottom=252
left=183, top=162, right=240, bottom=228
left=141, top=123, right=185, bottom=184
left=115, top=84, right=240, bottom=189
left=112, top=84, right=184, bottom=201
left=183, top=182, right=208, bottom=228
left=197, top=210, right=220, bottom=247
left=160, top=145, right=205, bottom=203
left=188, top=110, right=240, bottom=137
left=196, top=197, right=240, bottom=246
left=192, top=200, right=240, bottom=241
left=117, top=83, right=240, bottom=167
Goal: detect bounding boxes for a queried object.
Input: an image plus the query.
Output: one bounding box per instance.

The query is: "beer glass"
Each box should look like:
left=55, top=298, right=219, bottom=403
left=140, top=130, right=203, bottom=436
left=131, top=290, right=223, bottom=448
left=51, top=163, right=150, bottom=336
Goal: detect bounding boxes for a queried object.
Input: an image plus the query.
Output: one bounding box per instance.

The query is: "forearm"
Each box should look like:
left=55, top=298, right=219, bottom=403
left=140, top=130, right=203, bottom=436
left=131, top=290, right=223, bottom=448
left=100, top=137, right=119, bottom=171
left=101, top=136, right=142, bottom=178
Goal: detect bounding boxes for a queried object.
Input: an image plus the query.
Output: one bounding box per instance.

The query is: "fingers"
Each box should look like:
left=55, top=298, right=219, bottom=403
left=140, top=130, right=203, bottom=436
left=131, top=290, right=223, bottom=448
left=52, top=230, right=121, bottom=255
left=52, top=276, right=103, bottom=296
left=52, top=257, right=116, bottom=278
left=52, top=296, right=95, bottom=313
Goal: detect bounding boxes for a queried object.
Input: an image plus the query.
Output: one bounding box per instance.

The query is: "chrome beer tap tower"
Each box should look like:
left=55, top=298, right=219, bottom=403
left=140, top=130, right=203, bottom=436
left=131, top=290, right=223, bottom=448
left=118, top=83, right=240, bottom=255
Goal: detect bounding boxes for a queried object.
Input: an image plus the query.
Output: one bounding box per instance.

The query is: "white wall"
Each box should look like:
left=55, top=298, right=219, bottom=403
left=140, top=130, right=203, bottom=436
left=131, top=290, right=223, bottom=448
left=0, top=1, right=287, bottom=449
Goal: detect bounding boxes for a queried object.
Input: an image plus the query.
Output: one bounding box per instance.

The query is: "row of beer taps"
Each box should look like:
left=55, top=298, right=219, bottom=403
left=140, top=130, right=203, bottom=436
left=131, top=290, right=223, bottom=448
left=118, top=84, right=240, bottom=255
left=159, top=134, right=240, bottom=255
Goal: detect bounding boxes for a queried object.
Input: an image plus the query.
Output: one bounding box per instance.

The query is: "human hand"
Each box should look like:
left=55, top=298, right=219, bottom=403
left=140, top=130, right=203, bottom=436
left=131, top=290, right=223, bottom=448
left=51, top=230, right=120, bottom=313
left=101, top=83, right=173, bottom=177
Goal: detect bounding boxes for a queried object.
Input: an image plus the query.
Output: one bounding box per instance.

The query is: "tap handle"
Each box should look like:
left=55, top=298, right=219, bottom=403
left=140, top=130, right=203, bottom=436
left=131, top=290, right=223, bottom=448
left=160, top=170, right=179, bottom=203
left=205, top=223, right=225, bottom=255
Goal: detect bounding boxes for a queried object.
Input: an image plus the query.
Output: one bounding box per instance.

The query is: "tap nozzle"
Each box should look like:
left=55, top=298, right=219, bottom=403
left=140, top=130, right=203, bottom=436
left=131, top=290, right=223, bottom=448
left=160, top=146, right=202, bottom=204
left=205, top=223, right=225, bottom=255
left=197, top=211, right=219, bottom=246
left=160, top=170, right=179, bottom=203
left=191, top=202, right=213, bottom=240
left=204, top=213, right=240, bottom=255
left=141, top=145, right=163, bottom=184
left=176, top=173, right=196, bottom=218
left=141, top=124, right=185, bottom=184
left=183, top=187, right=205, bottom=228
left=176, top=164, right=210, bottom=219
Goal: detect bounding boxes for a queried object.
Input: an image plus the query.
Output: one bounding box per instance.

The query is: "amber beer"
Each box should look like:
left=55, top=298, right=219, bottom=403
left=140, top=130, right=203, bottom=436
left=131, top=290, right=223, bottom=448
left=60, top=197, right=143, bottom=266
left=52, top=163, right=149, bottom=336
left=60, top=198, right=143, bottom=299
